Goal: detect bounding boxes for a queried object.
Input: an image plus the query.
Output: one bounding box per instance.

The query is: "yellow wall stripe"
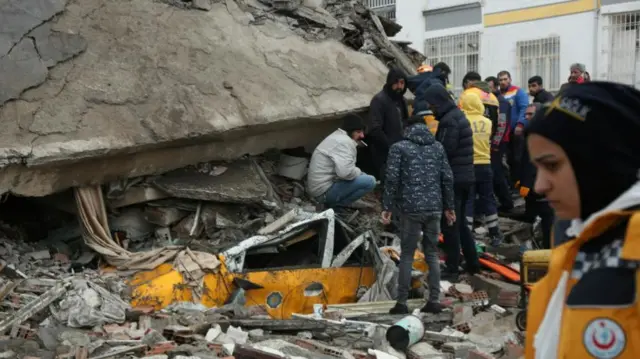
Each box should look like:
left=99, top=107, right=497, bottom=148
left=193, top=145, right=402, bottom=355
left=483, top=0, right=597, bottom=27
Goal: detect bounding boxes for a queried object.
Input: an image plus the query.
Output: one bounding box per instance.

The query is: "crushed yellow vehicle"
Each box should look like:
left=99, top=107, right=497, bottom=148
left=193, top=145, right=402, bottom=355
left=130, top=210, right=428, bottom=318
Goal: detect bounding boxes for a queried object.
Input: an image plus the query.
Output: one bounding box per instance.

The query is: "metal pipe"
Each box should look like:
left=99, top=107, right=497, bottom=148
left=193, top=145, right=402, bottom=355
left=593, top=0, right=600, bottom=79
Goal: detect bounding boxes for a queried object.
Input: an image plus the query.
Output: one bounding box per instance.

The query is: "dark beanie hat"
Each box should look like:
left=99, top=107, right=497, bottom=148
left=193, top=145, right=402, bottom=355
left=340, top=113, right=365, bottom=134
left=527, top=81, right=640, bottom=219
left=407, top=110, right=433, bottom=125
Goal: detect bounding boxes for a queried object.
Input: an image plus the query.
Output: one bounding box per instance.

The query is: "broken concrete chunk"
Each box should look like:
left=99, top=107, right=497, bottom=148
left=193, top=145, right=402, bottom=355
left=28, top=23, right=87, bottom=68
left=0, top=0, right=67, bottom=57
left=408, top=342, right=442, bottom=358
left=26, top=250, right=51, bottom=260
left=272, top=0, right=302, bottom=11
left=191, top=0, right=212, bottom=11
left=144, top=206, right=189, bottom=227
left=294, top=5, right=339, bottom=28
left=442, top=342, right=479, bottom=358
left=152, top=161, right=269, bottom=205
left=204, top=324, right=222, bottom=342
left=303, top=0, right=325, bottom=8
left=0, top=38, right=48, bottom=104
left=226, top=325, right=248, bottom=345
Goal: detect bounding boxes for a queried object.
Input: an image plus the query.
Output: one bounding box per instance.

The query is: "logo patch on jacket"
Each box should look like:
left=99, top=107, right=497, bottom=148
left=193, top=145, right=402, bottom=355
left=583, top=318, right=626, bottom=358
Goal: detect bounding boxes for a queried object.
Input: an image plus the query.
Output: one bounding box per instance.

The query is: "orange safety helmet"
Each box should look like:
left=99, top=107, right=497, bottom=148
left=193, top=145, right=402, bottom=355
left=417, top=64, right=433, bottom=73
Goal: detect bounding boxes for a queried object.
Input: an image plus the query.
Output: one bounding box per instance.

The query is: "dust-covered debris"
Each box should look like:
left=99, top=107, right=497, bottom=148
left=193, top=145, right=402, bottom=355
left=0, top=149, right=531, bottom=359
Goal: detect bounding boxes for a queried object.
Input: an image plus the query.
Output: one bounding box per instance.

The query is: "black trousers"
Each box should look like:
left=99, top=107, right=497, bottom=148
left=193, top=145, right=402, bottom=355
left=525, top=197, right=555, bottom=249
left=442, top=183, right=480, bottom=274
left=491, top=143, right=514, bottom=209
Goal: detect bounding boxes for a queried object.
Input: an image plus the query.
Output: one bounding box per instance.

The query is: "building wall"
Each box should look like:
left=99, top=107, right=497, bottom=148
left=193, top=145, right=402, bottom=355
left=597, top=0, right=640, bottom=85
left=481, top=12, right=597, bottom=90
left=393, top=0, right=604, bottom=90
left=392, top=0, right=425, bottom=48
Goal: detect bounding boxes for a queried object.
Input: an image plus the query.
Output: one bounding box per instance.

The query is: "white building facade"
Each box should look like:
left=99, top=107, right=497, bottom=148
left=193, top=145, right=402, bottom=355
left=386, top=0, right=640, bottom=93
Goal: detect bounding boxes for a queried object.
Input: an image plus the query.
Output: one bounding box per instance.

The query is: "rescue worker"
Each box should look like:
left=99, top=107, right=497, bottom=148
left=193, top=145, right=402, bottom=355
left=460, top=72, right=505, bottom=243
left=382, top=116, right=455, bottom=315
left=368, top=67, right=409, bottom=181
left=424, top=84, right=478, bottom=281
left=411, top=64, right=438, bottom=135
left=524, top=82, right=640, bottom=359
left=460, top=72, right=500, bottom=132
left=459, top=91, right=503, bottom=246
left=485, top=76, right=514, bottom=211
left=518, top=103, right=554, bottom=249
left=498, top=70, right=529, bottom=186
left=406, top=62, right=452, bottom=117
left=527, top=76, right=554, bottom=104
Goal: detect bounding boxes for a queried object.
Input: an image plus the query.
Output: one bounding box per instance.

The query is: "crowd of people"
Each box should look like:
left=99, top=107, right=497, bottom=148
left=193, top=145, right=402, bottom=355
left=305, top=61, right=640, bottom=357
left=309, top=63, right=578, bottom=301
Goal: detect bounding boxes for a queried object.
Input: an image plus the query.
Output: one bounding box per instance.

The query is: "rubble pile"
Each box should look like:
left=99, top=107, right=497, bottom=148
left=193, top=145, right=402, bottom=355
left=160, top=0, right=425, bottom=74
left=233, top=0, right=425, bottom=73
left=0, top=150, right=533, bottom=359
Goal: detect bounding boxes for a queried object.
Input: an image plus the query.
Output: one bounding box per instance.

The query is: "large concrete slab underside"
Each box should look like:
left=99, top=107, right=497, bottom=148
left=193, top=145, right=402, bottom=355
left=0, top=0, right=387, bottom=196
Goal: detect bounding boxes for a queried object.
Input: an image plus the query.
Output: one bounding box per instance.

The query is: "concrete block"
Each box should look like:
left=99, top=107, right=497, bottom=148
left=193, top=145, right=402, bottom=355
left=468, top=275, right=520, bottom=304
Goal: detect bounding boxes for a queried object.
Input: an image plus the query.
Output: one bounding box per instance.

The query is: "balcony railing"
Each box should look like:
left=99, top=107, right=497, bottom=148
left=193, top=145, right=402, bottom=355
left=366, top=0, right=395, bottom=10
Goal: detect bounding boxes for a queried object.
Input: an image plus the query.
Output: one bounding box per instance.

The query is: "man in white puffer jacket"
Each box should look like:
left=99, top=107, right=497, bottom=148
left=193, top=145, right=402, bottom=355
left=307, top=114, right=376, bottom=208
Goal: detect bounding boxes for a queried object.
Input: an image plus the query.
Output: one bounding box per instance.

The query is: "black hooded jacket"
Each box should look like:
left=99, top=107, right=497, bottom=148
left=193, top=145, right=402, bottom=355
left=425, top=84, right=474, bottom=184
left=367, top=68, right=409, bottom=177
left=406, top=68, right=447, bottom=115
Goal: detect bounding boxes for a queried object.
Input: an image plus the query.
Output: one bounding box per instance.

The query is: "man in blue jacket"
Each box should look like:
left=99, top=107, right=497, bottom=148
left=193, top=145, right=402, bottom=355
left=498, top=70, right=529, bottom=186
left=485, top=76, right=514, bottom=211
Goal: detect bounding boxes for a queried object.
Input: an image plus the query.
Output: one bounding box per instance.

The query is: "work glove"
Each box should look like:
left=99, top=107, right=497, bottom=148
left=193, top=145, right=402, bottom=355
left=519, top=186, right=530, bottom=198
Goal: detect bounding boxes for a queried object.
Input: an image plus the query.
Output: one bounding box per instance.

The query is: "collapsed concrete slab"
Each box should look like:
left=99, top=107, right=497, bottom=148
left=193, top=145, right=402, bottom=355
left=0, top=0, right=390, bottom=196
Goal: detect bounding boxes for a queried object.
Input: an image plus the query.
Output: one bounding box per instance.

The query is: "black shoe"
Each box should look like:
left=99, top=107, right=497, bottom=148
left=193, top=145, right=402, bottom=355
left=389, top=302, right=409, bottom=315
left=421, top=301, right=443, bottom=314
left=498, top=205, right=515, bottom=213
left=441, top=271, right=459, bottom=283
left=489, top=232, right=504, bottom=247
left=464, top=264, right=481, bottom=276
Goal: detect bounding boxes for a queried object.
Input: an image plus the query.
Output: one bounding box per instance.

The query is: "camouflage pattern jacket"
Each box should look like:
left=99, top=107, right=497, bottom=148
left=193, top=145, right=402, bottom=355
left=382, top=123, right=455, bottom=214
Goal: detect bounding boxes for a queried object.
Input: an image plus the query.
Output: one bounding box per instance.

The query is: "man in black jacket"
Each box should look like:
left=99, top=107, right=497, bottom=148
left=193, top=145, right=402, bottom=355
left=528, top=76, right=554, bottom=104
left=368, top=67, right=409, bottom=181
left=519, top=103, right=555, bottom=248
left=425, top=84, right=479, bottom=280
left=381, top=118, right=455, bottom=314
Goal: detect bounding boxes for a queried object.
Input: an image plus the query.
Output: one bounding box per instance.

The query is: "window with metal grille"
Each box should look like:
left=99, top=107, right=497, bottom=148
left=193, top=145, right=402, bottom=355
left=424, top=32, right=480, bottom=97
left=516, top=37, right=561, bottom=92
left=603, top=12, right=640, bottom=87
left=366, top=0, right=396, bottom=21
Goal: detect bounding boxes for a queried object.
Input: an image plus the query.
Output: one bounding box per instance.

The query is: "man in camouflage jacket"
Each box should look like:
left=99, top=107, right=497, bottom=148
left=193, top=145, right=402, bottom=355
left=381, top=117, right=455, bottom=315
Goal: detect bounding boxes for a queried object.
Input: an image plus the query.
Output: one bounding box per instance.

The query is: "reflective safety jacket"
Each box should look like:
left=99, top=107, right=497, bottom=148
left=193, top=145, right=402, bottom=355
left=525, top=182, right=640, bottom=359
left=459, top=84, right=505, bottom=151
left=459, top=91, right=492, bottom=165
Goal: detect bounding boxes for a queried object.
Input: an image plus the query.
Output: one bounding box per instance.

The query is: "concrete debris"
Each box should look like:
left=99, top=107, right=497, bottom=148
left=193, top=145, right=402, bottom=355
left=0, top=0, right=423, bottom=198
left=0, top=152, right=531, bottom=359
